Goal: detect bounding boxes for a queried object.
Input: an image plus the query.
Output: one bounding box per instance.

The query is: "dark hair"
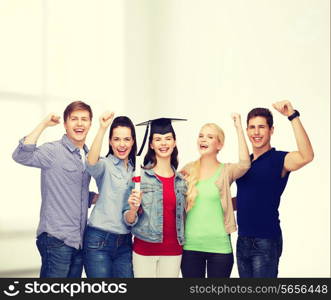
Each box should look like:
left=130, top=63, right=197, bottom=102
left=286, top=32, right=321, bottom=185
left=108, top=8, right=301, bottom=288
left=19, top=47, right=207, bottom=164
left=143, top=129, right=179, bottom=170
left=247, top=107, right=273, bottom=128
left=63, top=101, right=93, bottom=122
left=106, top=116, right=137, bottom=168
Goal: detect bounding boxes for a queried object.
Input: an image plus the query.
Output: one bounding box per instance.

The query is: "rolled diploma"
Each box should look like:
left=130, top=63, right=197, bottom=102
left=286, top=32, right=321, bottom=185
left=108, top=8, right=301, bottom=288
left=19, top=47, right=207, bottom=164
left=134, top=156, right=141, bottom=206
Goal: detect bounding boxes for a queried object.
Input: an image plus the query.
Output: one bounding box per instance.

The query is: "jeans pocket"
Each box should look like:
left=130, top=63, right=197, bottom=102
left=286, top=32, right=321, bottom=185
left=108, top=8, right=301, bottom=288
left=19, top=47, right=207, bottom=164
left=47, top=236, right=65, bottom=248
left=252, top=238, right=279, bottom=259
left=236, top=237, right=248, bottom=257
left=85, top=240, right=104, bottom=250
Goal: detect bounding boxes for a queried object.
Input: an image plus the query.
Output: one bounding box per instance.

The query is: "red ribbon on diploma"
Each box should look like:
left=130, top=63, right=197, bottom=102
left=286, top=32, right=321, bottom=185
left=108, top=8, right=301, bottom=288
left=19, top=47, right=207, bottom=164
left=132, top=176, right=141, bottom=183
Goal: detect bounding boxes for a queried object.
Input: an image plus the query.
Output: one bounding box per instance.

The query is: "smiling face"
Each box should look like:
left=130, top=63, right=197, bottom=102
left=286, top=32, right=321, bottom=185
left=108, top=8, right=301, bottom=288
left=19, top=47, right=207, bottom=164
left=247, top=116, right=273, bottom=151
left=197, top=125, right=223, bottom=156
left=109, top=126, right=134, bottom=162
left=64, top=109, right=92, bottom=147
left=150, top=132, right=176, bottom=159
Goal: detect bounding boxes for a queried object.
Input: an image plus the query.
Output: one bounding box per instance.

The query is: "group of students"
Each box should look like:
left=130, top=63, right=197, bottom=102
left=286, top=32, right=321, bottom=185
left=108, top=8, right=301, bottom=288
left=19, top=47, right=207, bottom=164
left=12, top=100, right=314, bottom=278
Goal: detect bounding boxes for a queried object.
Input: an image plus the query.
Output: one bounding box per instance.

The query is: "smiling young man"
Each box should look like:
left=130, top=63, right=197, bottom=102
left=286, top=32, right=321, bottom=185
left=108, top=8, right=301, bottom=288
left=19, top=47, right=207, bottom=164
left=12, top=101, right=96, bottom=278
left=235, top=100, right=314, bottom=278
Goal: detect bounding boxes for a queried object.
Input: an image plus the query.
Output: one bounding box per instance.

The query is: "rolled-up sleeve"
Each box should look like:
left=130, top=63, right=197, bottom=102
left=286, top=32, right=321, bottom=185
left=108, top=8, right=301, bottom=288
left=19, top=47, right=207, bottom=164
left=123, top=210, right=139, bottom=227
left=12, top=138, right=55, bottom=169
left=122, top=181, right=139, bottom=227
left=86, top=157, right=106, bottom=180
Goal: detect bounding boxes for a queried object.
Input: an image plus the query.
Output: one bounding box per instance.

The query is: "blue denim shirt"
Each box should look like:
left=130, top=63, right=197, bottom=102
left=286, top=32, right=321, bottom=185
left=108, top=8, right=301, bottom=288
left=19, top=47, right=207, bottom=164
left=124, top=167, right=187, bottom=245
left=87, top=154, right=134, bottom=234
left=12, top=135, right=94, bottom=250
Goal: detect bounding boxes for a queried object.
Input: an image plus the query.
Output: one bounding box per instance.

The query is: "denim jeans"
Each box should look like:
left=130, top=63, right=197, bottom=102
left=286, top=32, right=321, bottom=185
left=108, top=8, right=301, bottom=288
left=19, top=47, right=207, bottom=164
left=236, top=235, right=283, bottom=278
left=36, top=232, right=83, bottom=278
left=181, top=250, right=234, bottom=278
left=83, top=226, right=133, bottom=278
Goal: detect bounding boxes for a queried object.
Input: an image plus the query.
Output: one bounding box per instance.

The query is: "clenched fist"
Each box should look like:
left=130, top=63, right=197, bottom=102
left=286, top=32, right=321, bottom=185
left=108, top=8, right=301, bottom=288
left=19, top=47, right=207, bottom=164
left=99, top=111, right=115, bottom=129
left=42, top=113, right=60, bottom=127
left=231, top=113, right=242, bottom=129
left=272, top=100, right=295, bottom=117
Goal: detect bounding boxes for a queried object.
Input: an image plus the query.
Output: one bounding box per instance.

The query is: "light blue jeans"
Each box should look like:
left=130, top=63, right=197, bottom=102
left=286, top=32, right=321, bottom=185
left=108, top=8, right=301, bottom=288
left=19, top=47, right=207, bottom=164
left=83, top=225, right=133, bottom=278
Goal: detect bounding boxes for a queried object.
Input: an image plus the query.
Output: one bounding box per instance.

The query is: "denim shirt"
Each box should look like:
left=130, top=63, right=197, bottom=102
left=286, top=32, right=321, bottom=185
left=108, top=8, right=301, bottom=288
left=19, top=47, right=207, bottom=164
left=124, top=167, right=187, bottom=245
left=87, top=154, right=134, bottom=234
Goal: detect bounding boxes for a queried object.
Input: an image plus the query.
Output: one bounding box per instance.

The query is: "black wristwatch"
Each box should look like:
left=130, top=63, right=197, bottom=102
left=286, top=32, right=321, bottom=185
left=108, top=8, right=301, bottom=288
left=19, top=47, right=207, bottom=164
left=288, top=110, right=300, bottom=121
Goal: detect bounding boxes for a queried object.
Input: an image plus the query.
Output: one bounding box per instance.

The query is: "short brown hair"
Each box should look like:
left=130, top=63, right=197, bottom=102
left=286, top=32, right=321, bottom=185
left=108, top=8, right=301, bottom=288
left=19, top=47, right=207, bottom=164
left=63, top=101, right=93, bottom=122
left=247, top=107, right=273, bottom=128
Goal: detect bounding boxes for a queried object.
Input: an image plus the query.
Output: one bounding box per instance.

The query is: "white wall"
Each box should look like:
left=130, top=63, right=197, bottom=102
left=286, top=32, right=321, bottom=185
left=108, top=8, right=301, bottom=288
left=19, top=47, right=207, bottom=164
left=0, top=0, right=329, bottom=277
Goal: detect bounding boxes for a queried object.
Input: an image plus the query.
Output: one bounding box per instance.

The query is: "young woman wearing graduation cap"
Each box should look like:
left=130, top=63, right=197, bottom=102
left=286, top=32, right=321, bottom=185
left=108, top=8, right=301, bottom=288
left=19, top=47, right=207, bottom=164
left=124, top=118, right=187, bottom=278
left=180, top=114, right=250, bottom=278
left=83, top=112, right=137, bottom=278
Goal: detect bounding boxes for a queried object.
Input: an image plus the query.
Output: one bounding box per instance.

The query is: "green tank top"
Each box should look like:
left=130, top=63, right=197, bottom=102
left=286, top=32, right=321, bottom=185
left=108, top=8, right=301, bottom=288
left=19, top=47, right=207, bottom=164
left=184, top=164, right=232, bottom=253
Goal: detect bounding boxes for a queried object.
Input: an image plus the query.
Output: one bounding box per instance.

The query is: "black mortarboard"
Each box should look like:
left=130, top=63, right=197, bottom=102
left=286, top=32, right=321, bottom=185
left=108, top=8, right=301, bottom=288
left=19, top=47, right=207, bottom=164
left=136, top=118, right=187, bottom=156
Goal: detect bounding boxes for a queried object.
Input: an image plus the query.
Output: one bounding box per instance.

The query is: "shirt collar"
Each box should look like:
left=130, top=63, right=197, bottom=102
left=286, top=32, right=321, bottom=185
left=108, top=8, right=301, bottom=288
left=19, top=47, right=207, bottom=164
left=144, top=164, right=183, bottom=180
left=107, top=153, right=121, bottom=165
left=61, top=134, right=89, bottom=154
left=251, top=147, right=275, bottom=162
left=107, top=154, right=133, bottom=170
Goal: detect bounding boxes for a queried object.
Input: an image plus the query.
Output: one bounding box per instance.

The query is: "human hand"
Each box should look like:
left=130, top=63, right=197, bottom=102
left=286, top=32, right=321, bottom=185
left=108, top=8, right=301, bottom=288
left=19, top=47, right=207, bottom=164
left=42, top=113, right=60, bottom=127
left=272, top=100, right=295, bottom=117
left=231, top=113, right=242, bottom=129
left=99, top=111, right=115, bottom=129
left=128, top=189, right=142, bottom=211
left=92, top=193, right=99, bottom=204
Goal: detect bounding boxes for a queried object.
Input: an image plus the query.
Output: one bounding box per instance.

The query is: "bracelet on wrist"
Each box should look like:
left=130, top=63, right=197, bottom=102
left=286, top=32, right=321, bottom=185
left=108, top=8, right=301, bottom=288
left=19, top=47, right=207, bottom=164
left=288, top=110, right=300, bottom=121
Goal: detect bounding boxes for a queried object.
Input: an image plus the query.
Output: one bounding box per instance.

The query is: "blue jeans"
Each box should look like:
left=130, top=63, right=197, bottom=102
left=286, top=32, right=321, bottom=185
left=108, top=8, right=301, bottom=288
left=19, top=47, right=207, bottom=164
left=236, top=235, right=283, bottom=278
left=83, top=226, right=133, bottom=278
left=36, top=232, right=83, bottom=278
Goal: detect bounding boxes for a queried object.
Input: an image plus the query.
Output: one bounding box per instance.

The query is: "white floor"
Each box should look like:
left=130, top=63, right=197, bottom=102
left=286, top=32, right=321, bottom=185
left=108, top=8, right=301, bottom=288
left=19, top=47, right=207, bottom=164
left=0, top=231, right=39, bottom=277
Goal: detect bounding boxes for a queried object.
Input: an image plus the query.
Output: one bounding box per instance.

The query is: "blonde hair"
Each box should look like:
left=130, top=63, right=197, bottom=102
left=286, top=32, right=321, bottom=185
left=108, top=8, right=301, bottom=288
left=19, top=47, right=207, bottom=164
left=185, top=123, right=225, bottom=212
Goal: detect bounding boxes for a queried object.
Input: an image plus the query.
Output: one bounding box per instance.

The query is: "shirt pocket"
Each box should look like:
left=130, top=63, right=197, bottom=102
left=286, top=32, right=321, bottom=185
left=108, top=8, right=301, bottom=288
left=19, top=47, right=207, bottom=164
left=62, top=163, right=81, bottom=185
left=140, top=183, right=155, bottom=207
left=110, top=171, right=127, bottom=187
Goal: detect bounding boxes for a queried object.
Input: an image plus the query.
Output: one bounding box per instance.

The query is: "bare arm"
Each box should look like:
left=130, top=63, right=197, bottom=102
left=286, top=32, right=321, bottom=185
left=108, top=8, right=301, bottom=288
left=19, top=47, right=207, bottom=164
left=272, top=100, right=314, bottom=173
left=24, top=114, right=60, bottom=144
left=87, top=111, right=114, bottom=166
left=227, top=114, right=251, bottom=181
left=232, top=113, right=250, bottom=162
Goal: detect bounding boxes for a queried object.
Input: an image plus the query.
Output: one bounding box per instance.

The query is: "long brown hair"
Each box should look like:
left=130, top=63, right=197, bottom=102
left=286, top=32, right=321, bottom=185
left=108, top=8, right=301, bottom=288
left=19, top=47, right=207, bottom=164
left=143, top=130, right=179, bottom=170
left=106, top=116, right=137, bottom=169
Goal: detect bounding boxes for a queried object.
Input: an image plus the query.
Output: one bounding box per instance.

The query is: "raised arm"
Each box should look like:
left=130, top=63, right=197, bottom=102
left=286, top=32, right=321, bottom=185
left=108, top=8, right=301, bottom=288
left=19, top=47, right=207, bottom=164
left=232, top=113, right=250, bottom=162
left=87, top=111, right=114, bottom=166
left=272, top=100, right=314, bottom=173
left=12, top=114, right=60, bottom=168
left=24, top=113, right=60, bottom=144
left=225, top=113, right=251, bottom=182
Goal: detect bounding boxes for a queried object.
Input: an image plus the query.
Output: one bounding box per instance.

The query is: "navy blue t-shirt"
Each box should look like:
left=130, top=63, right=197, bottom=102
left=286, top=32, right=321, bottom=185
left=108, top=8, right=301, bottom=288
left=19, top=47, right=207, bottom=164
left=236, top=148, right=290, bottom=239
